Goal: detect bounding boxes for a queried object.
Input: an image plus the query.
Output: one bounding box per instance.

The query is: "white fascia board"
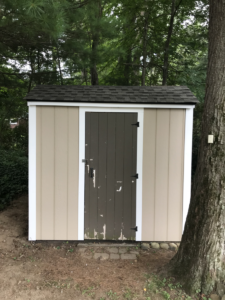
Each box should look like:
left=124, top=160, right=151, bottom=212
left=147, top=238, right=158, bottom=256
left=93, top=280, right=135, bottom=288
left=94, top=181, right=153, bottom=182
left=78, top=107, right=144, bottom=241
left=28, top=105, right=36, bottom=241
left=182, top=108, right=194, bottom=232
left=27, top=101, right=195, bottom=110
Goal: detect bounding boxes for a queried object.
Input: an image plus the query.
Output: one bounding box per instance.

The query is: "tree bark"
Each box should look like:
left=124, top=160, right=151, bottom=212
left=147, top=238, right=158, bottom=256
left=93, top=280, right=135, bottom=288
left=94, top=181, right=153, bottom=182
left=90, top=36, right=99, bottom=85
left=56, top=45, right=63, bottom=85
left=168, top=0, right=225, bottom=294
left=90, top=1, right=102, bottom=86
left=162, top=0, right=182, bottom=86
left=141, top=12, right=148, bottom=86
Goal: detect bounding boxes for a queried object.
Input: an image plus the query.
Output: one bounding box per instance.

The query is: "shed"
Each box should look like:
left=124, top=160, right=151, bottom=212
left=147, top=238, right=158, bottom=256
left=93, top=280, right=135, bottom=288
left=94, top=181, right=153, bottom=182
left=25, top=85, right=198, bottom=242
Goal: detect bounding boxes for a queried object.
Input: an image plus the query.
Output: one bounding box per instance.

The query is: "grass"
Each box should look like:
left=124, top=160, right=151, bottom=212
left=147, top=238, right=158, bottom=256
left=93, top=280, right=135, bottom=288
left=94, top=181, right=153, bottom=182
left=143, top=274, right=212, bottom=300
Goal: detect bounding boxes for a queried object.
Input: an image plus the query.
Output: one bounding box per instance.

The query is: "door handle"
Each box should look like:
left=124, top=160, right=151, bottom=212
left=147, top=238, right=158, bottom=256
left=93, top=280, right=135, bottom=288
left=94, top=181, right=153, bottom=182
left=90, top=168, right=96, bottom=188
left=90, top=168, right=94, bottom=178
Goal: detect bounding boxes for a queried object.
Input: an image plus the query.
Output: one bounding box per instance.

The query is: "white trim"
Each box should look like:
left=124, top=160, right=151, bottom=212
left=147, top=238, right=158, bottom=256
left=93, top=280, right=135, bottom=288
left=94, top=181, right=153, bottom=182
left=182, top=108, right=194, bottom=232
left=28, top=106, right=36, bottom=241
left=78, top=107, right=144, bottom=241
left=78, top=108, right=85, bottom=240
left=27, top=101, right=195, bottom=110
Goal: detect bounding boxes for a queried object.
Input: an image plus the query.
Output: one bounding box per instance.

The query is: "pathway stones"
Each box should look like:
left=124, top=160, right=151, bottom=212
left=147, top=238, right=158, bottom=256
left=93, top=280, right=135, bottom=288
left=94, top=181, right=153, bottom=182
left=107, top=247, right=118, bottom=253
left=141, top=243, right=150, bottom=250
left=110, top=254, right=120, bottom=260
left=169, top=243, right=177, bottom=251
left=119, top=248, right=127, bottom=254
left=130, top=251, right=139, bottom=255
left=93, top=253, right=109, bottom=260
left=77, top=247, right=86, bottom=253
left=151, top=242, right=160, bottom=249
left=160, top=243, right=169, bottom=250
left=121, top=254, right=137, bottom=260
left=81, top=253, right=92, bottom=259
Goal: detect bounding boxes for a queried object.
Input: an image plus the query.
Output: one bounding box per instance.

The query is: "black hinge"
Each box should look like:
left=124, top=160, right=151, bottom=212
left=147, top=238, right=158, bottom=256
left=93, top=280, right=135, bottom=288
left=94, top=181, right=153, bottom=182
left=131, top=226, right=138, bottom=231
left=131, top=173, right=138, bottom=179
left=132, top=122, right=139, bottom=127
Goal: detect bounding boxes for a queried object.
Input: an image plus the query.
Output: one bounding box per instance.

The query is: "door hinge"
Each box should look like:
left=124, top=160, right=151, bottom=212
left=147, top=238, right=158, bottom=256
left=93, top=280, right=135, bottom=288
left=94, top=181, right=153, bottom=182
left=131, top=226, right=138, bottom=231
left=131, top=173, right=138, bottom=179
left=132, top=122, right=139, bottom=127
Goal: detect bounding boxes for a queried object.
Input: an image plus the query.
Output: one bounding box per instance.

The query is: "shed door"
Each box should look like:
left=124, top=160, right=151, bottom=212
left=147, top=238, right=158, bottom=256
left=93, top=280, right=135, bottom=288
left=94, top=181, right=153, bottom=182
left=84, top=112, right=137, bottom=240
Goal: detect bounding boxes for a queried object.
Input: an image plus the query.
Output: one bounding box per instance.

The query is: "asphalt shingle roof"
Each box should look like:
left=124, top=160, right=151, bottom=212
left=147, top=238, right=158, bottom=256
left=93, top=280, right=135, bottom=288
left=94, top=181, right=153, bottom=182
left=24, top=85, right=198, bottom=104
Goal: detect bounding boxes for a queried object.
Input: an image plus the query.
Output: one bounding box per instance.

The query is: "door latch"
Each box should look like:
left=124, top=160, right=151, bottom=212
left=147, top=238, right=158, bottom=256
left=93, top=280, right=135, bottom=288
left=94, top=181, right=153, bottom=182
left=90, top=168, right=94, bottom=178
left=130, top=226, right=138, bottom=231
left=131, top=174, right=138, bottom=179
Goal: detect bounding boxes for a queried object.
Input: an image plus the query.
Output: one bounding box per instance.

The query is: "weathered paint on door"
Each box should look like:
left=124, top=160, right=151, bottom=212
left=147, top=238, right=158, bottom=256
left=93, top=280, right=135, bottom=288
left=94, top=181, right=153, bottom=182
left=84, top=112, right=137, bottom=240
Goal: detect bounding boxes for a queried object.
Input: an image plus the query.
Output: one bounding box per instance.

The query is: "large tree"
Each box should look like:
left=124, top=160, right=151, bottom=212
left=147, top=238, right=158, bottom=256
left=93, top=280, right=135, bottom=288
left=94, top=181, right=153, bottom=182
left=168, top=0, right=225, bottom=294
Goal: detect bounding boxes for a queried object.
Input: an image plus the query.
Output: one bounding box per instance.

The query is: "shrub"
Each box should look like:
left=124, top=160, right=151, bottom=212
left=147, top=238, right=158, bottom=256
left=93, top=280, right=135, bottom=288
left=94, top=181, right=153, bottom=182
left=0, top=150, right=28, bottom=210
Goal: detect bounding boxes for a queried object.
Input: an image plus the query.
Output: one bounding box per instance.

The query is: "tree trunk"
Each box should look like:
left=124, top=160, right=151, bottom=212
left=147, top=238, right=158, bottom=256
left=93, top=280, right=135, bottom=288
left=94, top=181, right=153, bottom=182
left=90, top=1, right=102, bottom=86
left=142, top=13, right=148, bottom=86
left=162, top=0, right=182, bottom=86
left=90, top=37, right=99, bottom=85
left=56, top=45, right=63, bottom=85
left=168, top=0, right=225, bottom=294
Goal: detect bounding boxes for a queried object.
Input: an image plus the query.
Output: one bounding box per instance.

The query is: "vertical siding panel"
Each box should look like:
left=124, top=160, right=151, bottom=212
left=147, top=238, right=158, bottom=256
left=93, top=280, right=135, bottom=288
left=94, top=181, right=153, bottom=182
left=54, top=107, right=68, bottom=239
left=167, top=110, right=185, bottom=241
left=106, top=113, right=116, bottom=239
left=154, top=109, right=170, bottom=241
left=97, top=113, right=107, bottom=238
left=84, top=112, right=91, bottom=238
left=68, top=108, right=79, bottom=240
left=114, top=114, right=125, bottom=240
left=142, top=109, right=156, bottom=241
left=36, top=107, right=41, bottom=239
left=89, top=113, right=99, bottom=238
left=41, top=107, right=55, bottom=239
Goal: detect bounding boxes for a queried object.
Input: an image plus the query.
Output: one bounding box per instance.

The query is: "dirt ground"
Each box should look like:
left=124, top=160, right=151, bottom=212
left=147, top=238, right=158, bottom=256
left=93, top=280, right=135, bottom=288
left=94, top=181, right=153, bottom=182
left=0, top=194, right=176, bottom=300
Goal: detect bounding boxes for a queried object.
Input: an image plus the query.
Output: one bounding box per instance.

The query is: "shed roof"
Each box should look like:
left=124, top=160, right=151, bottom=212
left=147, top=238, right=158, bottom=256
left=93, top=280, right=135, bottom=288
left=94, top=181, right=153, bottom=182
left=24, top=85, right=198, bottom=104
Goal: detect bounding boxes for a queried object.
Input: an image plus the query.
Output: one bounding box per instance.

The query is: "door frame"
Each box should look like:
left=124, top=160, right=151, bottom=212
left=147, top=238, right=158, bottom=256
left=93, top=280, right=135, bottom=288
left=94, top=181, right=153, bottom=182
left=78, top=107, right=144, bottom=241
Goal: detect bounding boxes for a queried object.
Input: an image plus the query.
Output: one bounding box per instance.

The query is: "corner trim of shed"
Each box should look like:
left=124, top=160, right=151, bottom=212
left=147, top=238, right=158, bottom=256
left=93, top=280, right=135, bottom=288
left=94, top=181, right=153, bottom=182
left=183, top=108, right=194, bottom=231
left=28, top=105, right=36, bottom=241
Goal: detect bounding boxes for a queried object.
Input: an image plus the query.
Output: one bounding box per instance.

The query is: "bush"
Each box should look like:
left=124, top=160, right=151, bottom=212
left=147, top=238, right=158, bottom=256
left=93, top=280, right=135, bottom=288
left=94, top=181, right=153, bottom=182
left=0, top=150, right=28, bottom=210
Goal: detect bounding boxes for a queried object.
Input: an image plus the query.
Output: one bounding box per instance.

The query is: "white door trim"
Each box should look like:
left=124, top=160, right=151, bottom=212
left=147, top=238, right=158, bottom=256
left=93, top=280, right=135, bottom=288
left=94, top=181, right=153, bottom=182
left=27, top=101, right=195, bottom=110
left=28, top=105, right=36, bottom=241
left=182, top=108, right=194, bottom=232
left=78, top=107, right=144, bottom=241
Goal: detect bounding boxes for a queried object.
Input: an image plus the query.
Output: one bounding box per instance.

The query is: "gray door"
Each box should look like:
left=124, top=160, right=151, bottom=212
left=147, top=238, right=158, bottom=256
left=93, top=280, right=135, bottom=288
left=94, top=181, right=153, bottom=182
left=84, top=112, right=138, bottom=241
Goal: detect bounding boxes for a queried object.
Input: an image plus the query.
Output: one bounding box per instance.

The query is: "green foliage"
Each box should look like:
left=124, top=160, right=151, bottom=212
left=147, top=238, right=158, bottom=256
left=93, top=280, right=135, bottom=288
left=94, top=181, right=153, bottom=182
left=0, top=150, right=28, bottom=210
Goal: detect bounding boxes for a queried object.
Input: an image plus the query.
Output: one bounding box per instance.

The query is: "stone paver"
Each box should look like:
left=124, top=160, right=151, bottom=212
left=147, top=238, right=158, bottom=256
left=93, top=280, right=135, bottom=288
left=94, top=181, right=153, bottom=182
left=141, top=243, right=150, bottom=250
left=121, top=254, right=137, bottom=260
left=77, top=247, right=86, bottom=252
left=80, top=253, right=92, bottom=259
left=77, top=243, right=137, bottom=247
left=107, top=247, right=118, bottom=253
left=160, top=243, right=169, bottom=250
left=93, top=253, right=109, bottom=260
left=151, top=242, right=160, bottom=249
left=130, top=251, right=139, bottom=255
left=110, top=254, right=120, bottom=260
left=119, top=248, right=127, bottom=254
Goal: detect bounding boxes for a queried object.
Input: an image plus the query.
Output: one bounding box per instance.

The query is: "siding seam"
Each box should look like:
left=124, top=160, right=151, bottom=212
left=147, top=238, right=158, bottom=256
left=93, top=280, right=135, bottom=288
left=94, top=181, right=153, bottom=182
left=167, top=109, right=171, bottom=241
left=67, top=107, right=68, bottom=240
left=154, top=110, right=157, bottom=241
left=53, top=108, right=55, bottom=240
left=40, top=107, right=42, bottom=239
